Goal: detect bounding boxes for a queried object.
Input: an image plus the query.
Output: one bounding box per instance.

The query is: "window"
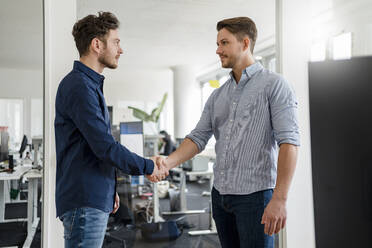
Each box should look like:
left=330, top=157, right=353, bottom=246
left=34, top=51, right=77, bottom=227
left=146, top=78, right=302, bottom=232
left=201, top=75, right=229, bottom=107
left=268, top=57, right=277, bottom=72
left=0, top=99, right=23, bottom=150
left=333, top=32, right=352, bottom=60
left=31, top=98, right=43, bottom=137
left=311, top=41, right=327, bottom=61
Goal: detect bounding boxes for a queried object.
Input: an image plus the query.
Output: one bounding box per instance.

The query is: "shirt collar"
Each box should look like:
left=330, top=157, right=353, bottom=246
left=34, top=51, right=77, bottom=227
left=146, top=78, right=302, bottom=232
left=73, top=60, right=105, bottom=88
left=244, top=62, right=263, bottom=78
left=228, top=62, right=263, bottom=85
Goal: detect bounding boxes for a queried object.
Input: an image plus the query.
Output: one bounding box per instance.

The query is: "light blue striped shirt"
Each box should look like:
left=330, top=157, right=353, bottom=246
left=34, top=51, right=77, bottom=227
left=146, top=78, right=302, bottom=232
left=186, top=62, right=300, bottom=195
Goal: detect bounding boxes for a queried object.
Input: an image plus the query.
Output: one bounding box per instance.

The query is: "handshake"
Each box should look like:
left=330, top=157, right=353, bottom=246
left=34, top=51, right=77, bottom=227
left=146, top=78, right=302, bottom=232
left=146, top=156, right=170, bottom=182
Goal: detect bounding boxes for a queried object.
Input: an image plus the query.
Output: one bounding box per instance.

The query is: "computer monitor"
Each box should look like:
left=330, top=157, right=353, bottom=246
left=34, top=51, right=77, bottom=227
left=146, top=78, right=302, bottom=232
left=19, top=135, right=28, bottom=158
left=0, top=129, right=9, bottom=162
left=119, top=122, right=144, bottom=156
left=120, top=121, right=144, bottom=186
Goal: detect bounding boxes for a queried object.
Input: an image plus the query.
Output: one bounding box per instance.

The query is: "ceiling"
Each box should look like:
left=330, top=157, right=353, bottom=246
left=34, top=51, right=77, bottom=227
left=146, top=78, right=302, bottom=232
left=77, top=0, right=276, bottom=70
left=0, top=0, right=275, bottom=71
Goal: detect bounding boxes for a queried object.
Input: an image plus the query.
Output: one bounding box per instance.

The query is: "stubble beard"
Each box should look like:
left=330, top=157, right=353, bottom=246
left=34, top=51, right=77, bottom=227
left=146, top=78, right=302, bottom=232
left=98, top=52, right=118, bottom=69
left=221, top=57, right=234, bottom=69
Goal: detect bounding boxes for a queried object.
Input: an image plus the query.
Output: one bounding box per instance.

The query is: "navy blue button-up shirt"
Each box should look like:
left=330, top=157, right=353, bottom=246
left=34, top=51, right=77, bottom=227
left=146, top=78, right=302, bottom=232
left=55, top=61, right=154, bottom=217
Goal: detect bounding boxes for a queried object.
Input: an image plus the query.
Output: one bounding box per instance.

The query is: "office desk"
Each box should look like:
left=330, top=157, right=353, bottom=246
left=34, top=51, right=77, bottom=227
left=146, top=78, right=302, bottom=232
left=162, top=164, right=213, bottom=215
left=22, top=169, right=42, bottom=248
left=162, top=160, right=217, bottom=236
left=0, top=165, right=42, bottom=248
left=0, top=166, right=32, bottom=222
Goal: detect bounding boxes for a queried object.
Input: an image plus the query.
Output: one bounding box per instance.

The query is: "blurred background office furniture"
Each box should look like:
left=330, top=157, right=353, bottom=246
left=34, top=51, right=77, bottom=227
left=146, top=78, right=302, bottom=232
left=188, top=169, right=217, bottom=236
left=0, top=127, right=9, bottom=162
left=144, top=134, right=163, bottom=157
left=0, top=164, right=42, bottom=248
left=22, top=168, right=42, bottom=248
left=120, top=121, right=144, bottom=158
left=19, top=135, right=28, bottom=159
left=163, top=154, right=214, bottom=216
left=182, top=155, right=210, bottom=182
left=119, top=121, right=146, bottom=214
left=120, top=121, right=146, bottom=192
left=31, top=137, right=42, bottom=169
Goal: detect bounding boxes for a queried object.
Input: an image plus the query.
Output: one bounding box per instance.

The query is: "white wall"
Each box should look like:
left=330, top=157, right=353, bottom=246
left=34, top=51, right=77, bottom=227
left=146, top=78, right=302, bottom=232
left=281, top=0, right=315, bottom=248
left=43, top=0, right=77, bottom=247
left=0, top=68, right=42, bottom=98
left=281, top=1, right=372, bottom=247
left=311, top=0, right=372, bottom=57
left=103, top=67, right=174, bottom=137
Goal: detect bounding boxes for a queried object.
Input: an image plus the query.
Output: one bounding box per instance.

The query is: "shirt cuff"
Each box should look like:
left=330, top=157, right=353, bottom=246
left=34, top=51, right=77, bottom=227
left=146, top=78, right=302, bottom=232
left=144, top=158, right=155, bottom=175
left=277, top=137, right=301, bottom=147
left=185, top=134, right=203, bottom=152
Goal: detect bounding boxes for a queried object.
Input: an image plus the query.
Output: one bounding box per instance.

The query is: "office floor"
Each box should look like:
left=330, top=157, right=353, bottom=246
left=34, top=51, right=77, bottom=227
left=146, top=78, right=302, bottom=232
left=0, top=201, right=41, bottom=247
left=0, top=179, right=219, bottom=248
left=0, top=179, right=280, bottom=248
left=103, top=179, right=221, bottom=248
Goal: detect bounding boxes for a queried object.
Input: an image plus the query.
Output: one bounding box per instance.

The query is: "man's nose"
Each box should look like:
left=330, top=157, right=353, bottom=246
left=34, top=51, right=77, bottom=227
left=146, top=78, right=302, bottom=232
left=216, top=46, right=221, bottom=55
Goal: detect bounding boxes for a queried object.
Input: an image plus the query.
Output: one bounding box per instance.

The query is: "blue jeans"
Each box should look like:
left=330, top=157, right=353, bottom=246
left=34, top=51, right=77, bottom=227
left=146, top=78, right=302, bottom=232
left=212, top=187, right=274, bottom=248
left=60, top=207, right=110, bottom=248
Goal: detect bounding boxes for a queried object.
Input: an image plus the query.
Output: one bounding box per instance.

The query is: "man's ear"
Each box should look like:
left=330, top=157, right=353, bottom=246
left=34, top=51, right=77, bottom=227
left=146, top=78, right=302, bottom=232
left=242, top=37, right=251, bottom=52
left=90, top=37, right=102, bottom=54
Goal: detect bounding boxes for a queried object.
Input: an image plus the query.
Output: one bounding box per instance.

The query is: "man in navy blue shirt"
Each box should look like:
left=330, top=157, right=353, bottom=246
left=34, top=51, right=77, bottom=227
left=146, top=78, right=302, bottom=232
left=54, top=12, right=168, bottom=248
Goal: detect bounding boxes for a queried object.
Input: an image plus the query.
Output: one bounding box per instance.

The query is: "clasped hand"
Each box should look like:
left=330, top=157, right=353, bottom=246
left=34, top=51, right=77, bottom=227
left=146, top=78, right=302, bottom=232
left=146, top=156, right=169, bottom=182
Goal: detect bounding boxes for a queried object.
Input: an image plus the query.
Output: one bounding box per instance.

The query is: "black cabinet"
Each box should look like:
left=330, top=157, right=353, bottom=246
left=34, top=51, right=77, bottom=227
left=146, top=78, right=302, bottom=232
left=309, top=56, right=372, bottom=248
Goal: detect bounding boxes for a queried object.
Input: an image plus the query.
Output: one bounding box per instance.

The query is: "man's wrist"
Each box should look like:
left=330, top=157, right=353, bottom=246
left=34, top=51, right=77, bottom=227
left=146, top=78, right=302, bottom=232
left=272, top=189, right=288, bottom=202
left=164, top=157, right=175, bottom=170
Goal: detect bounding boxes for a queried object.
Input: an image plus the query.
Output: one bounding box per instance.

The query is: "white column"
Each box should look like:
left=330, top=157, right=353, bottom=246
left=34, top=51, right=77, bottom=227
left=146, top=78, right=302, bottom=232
left=43, top=0, right=77, bottom=247
left=279, top=0, right=315, bottom=248
left=172, top=65, right=201, bottom=139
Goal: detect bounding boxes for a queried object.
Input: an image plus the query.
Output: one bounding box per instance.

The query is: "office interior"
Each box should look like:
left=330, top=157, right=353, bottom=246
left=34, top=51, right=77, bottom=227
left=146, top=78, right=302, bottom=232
left=0, top=0, right=371, bottom=247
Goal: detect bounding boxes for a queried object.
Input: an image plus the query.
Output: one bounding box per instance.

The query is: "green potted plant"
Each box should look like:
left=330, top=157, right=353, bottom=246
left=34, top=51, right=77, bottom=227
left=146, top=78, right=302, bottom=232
left=128, top=93, right=168, bottom=134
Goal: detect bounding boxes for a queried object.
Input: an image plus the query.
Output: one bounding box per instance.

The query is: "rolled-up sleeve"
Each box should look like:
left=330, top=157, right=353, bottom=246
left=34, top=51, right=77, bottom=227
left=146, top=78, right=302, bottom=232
left=269, top=77, right=300, bottom=146
left=186, top=92, right=214, bottom=152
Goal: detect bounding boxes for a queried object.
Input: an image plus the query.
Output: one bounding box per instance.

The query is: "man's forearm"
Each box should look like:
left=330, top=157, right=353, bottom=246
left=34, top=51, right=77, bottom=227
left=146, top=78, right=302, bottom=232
left=164, top=138, right=199, bottom=169
left=273, top=143, right=299, bottom=201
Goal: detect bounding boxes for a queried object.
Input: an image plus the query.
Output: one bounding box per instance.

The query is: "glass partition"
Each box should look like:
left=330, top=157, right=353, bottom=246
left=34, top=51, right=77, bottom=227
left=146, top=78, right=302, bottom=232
left=0, top=0, right=44, bottom=247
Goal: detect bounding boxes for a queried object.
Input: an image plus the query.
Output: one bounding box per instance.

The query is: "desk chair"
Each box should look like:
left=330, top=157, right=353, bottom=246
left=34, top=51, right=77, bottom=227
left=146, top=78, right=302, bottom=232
left=162, top=168, right=206, bottom=215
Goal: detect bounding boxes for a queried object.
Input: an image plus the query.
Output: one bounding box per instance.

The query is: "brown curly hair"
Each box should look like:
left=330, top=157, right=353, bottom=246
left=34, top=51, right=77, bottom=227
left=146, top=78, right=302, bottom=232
left=72, top=11, right=120, bottom=57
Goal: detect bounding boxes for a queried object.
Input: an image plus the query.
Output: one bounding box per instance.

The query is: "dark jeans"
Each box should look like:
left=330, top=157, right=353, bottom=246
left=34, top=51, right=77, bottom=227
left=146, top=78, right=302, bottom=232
left=212, top=187, right=274, bottom=248
left=60, top=207, right=110, bottom=248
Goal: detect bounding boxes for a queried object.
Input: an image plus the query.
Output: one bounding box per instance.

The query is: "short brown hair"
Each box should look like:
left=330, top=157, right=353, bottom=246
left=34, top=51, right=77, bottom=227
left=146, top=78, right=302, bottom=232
left=72, top=11, right=119, bottom=57
left=217, top=17, right=257, bottom=54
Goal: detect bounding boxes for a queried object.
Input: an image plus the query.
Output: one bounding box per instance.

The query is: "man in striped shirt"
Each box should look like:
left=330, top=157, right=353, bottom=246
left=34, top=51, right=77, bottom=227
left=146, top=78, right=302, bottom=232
left=160, top=17, right=300, bottom=248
